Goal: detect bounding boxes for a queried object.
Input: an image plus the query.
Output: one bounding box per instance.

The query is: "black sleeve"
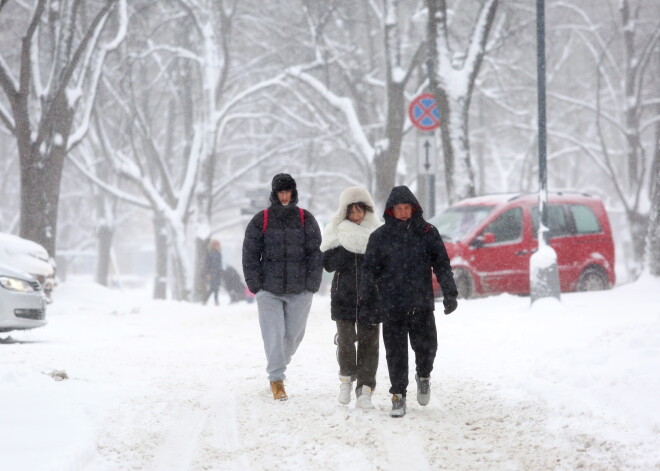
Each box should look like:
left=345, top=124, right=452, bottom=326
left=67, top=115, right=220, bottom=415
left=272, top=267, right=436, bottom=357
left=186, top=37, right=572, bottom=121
left=358, top=231, right=384, bottom=322
left=304, top=210, right=323, bottom=292
left=428, top=225, right=458, bottom=298
left=242, top=211, right=265, bottom=294
left=322, top=246, right=350, bottom=273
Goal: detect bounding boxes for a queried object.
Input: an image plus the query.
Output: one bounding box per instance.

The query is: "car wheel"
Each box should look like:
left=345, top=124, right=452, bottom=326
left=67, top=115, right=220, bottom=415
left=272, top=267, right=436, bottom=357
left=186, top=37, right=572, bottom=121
left=454, top=269, right=473, bottom=299
left=577, top=267, right=609, bottom=291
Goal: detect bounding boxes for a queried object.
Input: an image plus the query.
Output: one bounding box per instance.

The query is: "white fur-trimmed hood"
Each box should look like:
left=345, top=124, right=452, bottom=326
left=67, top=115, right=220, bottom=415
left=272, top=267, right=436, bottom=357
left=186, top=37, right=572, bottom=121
left=320, top=186, right=381, bottom=254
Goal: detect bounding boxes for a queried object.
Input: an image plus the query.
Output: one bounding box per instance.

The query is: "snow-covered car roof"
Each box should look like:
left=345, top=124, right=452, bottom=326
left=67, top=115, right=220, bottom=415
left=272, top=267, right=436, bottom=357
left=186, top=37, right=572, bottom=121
left=453, top=191, right=601, bottom=208
left=0, top=233, right=54, bottom=277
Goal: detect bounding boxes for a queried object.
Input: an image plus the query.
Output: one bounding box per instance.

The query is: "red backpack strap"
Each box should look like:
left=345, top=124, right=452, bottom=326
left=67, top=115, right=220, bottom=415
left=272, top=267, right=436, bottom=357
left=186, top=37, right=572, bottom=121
left=262, top=208, right=303, bottom=233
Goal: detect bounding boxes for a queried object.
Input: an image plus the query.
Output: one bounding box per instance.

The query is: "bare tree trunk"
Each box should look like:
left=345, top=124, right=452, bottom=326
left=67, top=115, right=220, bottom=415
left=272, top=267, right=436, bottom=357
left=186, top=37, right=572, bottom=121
left=621, top=0, right=641, bottom=189
left=373, top=0, right=418, bottom=208
left=170, top=241, right=190, bottom=302
left=19, top=97, right=74, bottom=256
left=374, top=65, right=406, bottom=206
left=426, top=0, right=498, bottom=203
left=193, top=147, right=214, bottom=302
left=627, top=209, right=649, bottom=276
left=427, top=42, right=456, bottom=202
left=194, top=238, right=209, bottom=302
left=434, top=91, right=478, bottom=203
left=95, top=224, right=113, bottom=286
left=646, top=113, right=660, bottom=276
left=153, top=214, right=168, bottom=300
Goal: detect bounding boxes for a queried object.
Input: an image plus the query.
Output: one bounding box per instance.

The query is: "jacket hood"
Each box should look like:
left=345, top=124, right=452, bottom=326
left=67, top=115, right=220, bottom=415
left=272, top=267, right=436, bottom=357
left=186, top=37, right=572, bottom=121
left=320, top=186, right=381, bottom=252
left=383, top=185, right=423, bottom=221
left=269, top=173, right=299, bottom=205
left=328, top=186, right=380, bottom=228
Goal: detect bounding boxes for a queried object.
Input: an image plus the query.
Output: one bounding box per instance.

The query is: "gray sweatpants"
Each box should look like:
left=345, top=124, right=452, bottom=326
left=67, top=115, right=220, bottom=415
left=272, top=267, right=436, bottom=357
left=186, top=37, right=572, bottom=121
left=256, top=290, right=314, bottom=381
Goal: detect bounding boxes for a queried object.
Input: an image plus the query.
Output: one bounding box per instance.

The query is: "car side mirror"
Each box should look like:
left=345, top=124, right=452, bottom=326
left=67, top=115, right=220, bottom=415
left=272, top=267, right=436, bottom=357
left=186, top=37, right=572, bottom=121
left=471, top=232, right=496, bottom=248
left=482, top=232, right=496, bottom=244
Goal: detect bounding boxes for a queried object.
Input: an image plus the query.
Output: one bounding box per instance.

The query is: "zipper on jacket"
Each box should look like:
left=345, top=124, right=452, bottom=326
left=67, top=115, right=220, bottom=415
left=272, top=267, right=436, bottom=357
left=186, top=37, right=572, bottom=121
left=354, top=253, right=359, bottom=322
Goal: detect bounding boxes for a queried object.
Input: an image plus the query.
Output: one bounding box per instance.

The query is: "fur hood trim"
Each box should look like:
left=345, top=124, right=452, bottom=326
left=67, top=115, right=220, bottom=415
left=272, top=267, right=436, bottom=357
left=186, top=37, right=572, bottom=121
left=320, top=187, right=381, bottom=253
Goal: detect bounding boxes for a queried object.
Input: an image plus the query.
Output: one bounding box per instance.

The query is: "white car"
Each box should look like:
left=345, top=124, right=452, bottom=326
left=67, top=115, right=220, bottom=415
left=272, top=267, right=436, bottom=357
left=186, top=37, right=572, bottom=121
left=0, top=263, right=47, bottom=332
left=0, top=233, right=54, bottom=302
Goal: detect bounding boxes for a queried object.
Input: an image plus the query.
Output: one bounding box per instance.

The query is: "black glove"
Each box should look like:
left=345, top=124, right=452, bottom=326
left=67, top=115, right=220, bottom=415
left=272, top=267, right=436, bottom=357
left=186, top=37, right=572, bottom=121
left=443, top=296, right=458, bottom=315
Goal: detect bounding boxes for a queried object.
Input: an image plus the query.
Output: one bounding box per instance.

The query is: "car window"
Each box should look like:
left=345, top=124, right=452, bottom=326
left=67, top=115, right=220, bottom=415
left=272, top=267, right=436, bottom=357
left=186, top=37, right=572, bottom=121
left=571, top=204, right=601, bottom=234
left=531, top=205, right=571, bottom=238
left=429, top=205, right=494, bottom=241
left=482, top=208, right=522, bottom=243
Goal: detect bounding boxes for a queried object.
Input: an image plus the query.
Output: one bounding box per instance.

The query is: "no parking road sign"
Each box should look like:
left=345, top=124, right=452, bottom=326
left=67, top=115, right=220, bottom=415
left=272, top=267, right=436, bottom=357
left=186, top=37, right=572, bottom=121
left=408, top=93, right=440, bottom=131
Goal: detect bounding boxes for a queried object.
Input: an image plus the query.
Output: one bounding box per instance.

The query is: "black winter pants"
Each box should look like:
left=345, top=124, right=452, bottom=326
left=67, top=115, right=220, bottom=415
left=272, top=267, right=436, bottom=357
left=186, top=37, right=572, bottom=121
left=335, top=320, right=379, bottom=390
left=382, top=309, right=437, bottom=396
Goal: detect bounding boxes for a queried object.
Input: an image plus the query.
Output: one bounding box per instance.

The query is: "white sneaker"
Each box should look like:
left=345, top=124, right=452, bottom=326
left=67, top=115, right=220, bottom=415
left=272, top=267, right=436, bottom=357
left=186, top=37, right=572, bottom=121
left=356, top=386, right=375, bottom=409
left=338, top=376, right=353, bottom=404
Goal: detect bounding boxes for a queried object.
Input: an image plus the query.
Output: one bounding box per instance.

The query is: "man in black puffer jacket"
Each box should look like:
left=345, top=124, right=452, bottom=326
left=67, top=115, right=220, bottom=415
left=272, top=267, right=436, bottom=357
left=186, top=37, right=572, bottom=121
left=360, top=185, right=458, bottom=417
left=242, top=173, right=322, bottom=401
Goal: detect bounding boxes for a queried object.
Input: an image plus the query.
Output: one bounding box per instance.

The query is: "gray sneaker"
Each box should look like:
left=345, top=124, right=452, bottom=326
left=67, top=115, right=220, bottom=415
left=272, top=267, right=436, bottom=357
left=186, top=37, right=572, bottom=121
left=416, top=374, right=431, bottom=406
left=390, top=394, right=406, bottom=417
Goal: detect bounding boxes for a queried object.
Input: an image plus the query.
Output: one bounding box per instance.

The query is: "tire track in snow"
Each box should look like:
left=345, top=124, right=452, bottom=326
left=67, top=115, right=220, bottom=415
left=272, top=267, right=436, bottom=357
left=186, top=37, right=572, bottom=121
left=148, top=404, right=206, bottom=471
left=381, top=428, right=431, bottom=471
left=146, top=388, right=252, bottom=471
left=195, top=392, right=252, bottom=471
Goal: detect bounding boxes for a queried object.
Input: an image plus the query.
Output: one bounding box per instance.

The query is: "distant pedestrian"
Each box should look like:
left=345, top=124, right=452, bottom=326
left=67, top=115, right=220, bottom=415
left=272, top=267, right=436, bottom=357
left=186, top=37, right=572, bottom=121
left=202, top=239, right=223, bottom=306
left=321, top=186, right=381, bottom=409
left=360, top=186, right=458, bottom=417
left=222, top=265, right=247, bottom=303
left=242, top=173, right=323, bottom=401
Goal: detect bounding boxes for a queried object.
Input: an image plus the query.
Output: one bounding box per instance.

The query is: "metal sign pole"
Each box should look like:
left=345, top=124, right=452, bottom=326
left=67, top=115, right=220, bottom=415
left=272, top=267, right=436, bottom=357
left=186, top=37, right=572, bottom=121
left=409, top=95, right=440, bottom=217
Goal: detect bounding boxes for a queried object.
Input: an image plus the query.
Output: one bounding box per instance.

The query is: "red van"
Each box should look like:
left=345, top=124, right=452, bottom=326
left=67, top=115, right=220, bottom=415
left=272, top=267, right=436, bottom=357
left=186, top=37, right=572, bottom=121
left=429, top=192, right=616, bottom=298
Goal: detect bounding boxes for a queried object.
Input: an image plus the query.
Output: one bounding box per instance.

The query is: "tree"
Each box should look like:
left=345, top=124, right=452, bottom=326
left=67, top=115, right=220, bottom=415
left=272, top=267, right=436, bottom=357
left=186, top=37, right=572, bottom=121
left=542, top=0, right=660, bottom=276
left=0, top=0, right=127, bottom=257
left=646, top=111, right=660, bottom=276
left=426, top=0, right=499, bottom=203
left=284, top=0, right=425, bottom=208
left=0, top=134, right=19, bottom=231
left=68, top=0, right=292, bottom=299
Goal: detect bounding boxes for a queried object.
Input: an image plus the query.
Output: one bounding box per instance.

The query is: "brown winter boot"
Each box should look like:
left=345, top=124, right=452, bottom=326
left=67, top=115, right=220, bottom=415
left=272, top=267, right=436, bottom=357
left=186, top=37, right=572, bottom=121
left=270, top=380, right=288, bottom=401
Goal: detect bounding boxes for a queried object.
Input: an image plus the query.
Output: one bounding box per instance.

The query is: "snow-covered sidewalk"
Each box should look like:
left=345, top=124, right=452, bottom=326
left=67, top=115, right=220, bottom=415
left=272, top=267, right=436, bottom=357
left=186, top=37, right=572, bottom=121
left=1, top=277, right=659, bottom=470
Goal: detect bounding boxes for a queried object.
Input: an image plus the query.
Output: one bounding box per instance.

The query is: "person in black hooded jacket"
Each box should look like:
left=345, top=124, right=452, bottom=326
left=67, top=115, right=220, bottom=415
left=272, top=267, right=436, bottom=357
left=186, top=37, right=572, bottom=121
left=359, top=185, right=458, bottom=417
left=242, top=173, right=323, bottom=401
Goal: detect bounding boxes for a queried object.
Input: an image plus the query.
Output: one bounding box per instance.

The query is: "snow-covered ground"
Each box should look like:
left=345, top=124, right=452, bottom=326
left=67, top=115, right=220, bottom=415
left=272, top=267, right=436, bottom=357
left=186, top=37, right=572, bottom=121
left=1, top=276, right=659, bottom=471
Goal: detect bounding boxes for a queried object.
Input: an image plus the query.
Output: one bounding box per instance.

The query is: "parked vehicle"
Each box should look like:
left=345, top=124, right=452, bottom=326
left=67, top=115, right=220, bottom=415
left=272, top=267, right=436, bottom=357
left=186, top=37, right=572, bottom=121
left=0, top=263, right=48, bottom=332
left=429, top=192, right=616, bottom=298
left=0, top=233, right=54, bottom=302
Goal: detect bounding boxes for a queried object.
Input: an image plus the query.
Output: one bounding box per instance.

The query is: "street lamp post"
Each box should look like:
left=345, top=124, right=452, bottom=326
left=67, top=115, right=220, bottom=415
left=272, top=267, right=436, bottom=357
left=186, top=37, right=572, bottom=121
left=530, top=0, right=561, bottom=303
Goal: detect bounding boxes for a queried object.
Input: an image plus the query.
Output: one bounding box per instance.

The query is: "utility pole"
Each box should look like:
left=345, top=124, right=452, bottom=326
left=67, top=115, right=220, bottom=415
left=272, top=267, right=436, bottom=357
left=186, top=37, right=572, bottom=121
left=530, top=0, right=561, bottom=303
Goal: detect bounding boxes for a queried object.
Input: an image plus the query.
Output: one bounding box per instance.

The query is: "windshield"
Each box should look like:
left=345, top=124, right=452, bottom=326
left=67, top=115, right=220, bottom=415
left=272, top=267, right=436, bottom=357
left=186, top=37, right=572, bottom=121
left=429, top=205, right=495, bottom=241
